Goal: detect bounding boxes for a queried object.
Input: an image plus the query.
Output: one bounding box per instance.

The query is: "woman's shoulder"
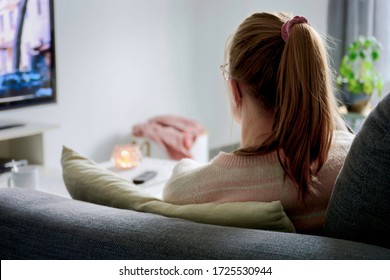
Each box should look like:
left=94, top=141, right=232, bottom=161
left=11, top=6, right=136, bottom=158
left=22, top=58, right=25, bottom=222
left=325, top=130, right=355, bottom=166
left=168, top=152, right=240, bottom=180
left=164, top=151, right=281, bottom=188
left=312, top=130, right=355, bottom=198
left=333, top=129, right=355, bottom=139
left=172, top=151, right=279, bottom=175
left=332, top=130, right=355, bottom=148
left=165, top=151, right=280, bottom=186
left=167, top=156, right=217, bottom=183
left=171, top=158, right=205, bottom=176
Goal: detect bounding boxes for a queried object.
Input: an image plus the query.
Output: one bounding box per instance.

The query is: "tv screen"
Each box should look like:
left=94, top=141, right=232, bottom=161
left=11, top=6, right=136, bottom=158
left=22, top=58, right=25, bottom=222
left=0, top=0, right=55, bottom=111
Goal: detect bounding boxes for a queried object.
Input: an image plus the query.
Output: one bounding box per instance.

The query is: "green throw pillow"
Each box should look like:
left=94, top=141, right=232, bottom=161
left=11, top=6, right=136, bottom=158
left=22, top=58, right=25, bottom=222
left=61, top=146, right=295, bottom=232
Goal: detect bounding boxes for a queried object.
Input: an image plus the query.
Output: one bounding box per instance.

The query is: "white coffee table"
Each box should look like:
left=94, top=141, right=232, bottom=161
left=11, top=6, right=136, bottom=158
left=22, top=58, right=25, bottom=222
left=100, top=157, right=178, bottom=198
left=0, top=157, right=178, bottom=199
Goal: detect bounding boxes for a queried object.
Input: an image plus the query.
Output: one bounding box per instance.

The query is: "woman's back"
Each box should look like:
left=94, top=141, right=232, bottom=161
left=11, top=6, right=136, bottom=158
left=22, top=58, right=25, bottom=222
left=163, top=130, right=354, bottom=233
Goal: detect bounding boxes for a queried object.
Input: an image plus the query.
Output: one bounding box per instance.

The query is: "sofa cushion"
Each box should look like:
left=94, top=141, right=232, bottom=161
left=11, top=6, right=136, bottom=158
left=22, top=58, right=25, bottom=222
left=325, top=94, right=390, bottom=248
left=61, top=146, right=295, bottom=232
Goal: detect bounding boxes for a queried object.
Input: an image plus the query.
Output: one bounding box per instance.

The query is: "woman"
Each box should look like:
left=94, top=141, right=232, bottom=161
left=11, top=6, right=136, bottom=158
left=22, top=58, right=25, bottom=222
left=163, top=12, right=354, bottom=233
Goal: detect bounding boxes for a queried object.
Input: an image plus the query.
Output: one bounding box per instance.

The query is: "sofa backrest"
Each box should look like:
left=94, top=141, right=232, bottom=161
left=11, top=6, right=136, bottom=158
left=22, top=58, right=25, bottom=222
left=325, top=93, right=390, bottom=249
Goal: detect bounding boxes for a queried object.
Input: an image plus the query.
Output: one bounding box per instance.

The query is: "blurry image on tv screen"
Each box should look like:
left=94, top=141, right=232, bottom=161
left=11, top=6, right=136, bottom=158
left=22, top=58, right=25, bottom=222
left=0, top=0, right=53, bottom=103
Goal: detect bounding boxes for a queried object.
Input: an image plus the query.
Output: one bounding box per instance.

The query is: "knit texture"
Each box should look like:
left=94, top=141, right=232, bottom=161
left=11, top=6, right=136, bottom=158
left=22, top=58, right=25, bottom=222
left=163, top=130, right=354, bottom=233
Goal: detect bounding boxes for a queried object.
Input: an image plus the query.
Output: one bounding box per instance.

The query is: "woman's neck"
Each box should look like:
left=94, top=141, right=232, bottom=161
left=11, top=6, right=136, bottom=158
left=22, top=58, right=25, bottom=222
left=240, top=107, right=274, bottom=149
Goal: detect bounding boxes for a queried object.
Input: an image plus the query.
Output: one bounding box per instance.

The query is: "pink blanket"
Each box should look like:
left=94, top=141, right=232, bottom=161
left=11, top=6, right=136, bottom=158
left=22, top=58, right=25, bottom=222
left=132, top=115, right=206, bottom=160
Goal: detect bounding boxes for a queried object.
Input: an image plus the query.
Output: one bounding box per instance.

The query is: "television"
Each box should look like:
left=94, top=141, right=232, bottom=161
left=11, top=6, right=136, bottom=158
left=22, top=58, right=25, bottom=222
left=0, top=0, right=56, bottom=113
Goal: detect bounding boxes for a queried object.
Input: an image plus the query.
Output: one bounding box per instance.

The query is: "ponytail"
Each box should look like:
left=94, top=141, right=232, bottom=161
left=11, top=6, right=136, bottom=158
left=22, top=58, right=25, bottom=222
left=275, top=22, right=334, bottom=193
left=230, top=13, right=336, bottom=194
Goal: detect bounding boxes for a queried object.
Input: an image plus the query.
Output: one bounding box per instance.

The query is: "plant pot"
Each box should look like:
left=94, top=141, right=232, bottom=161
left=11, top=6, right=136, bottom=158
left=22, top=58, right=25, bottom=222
left=338, top=87, right=371, bottom=113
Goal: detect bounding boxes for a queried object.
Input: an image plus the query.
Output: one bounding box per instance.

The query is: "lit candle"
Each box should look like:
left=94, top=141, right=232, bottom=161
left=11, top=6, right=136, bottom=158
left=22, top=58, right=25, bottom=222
left=111, top=144, right=142, bottom=169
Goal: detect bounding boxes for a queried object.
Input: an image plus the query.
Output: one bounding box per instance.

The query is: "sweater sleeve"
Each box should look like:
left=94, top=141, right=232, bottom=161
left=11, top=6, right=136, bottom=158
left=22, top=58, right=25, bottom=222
left=170, top=158, right=203, bottom=177
left=162, top=158, right=205, bottom=202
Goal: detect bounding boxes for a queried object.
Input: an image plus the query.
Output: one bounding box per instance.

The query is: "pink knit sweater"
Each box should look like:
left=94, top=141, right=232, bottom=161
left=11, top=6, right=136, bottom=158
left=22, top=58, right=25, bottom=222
left=163, top=130, right=354, bottom=233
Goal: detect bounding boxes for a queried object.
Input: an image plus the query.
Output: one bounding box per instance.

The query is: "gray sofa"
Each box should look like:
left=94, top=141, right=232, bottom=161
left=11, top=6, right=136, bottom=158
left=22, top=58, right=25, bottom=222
left=1, top=94, right=389, bottom=260
left=0, top=187, right=388, bottom=260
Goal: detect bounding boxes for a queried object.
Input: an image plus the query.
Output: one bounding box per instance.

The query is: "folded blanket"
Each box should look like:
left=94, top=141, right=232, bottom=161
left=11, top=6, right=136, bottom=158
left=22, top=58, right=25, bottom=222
left=132, top=115, right=206, bottom=160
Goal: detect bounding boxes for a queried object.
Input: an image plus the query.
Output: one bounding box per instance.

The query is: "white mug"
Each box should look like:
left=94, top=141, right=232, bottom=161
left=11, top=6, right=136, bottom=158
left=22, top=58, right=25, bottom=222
left=7, top=166, right=39, bottom=189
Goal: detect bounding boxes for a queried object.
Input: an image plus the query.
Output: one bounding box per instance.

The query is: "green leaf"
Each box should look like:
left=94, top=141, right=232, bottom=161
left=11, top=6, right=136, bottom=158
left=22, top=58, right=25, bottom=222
left=363, top=82, right=373, bottom=94
left=348, top=51, right=357, bottom=61
left=378, top=79, right=384, bottom=91
left=348, top=79, right=362, bottom=93
left=372, top=49, right=380, bottom=60
left=364, top=38, right=371, bottom=49
left=378, top=80, right=383, bottom=97
left=349, top=42, right=358, bottom=52
left=363, top=61, right=373, bottom=70
left=339, top=63, right=354, bottom=78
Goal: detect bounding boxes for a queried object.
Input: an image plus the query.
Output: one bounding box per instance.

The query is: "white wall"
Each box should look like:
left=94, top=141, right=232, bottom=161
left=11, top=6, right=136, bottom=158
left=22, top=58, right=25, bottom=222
left=0, top=0, right=329, bottom=167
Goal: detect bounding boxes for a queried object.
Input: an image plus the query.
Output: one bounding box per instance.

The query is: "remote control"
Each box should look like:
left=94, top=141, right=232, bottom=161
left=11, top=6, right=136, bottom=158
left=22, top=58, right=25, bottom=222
left=132, top=171, right=157, bottom=185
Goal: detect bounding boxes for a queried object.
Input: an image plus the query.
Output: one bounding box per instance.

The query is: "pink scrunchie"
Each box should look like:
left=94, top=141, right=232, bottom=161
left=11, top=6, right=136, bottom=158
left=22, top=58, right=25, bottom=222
left=281, top=16, right=309, bottom=42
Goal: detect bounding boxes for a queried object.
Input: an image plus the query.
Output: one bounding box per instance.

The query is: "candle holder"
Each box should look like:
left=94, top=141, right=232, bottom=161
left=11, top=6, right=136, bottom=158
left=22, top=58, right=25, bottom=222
left=111, top=144, right=142, bottom=169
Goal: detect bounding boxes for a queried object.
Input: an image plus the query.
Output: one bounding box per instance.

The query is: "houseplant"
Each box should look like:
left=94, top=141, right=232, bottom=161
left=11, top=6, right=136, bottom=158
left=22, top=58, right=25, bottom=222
left=337, top=35, right=383, bottom=113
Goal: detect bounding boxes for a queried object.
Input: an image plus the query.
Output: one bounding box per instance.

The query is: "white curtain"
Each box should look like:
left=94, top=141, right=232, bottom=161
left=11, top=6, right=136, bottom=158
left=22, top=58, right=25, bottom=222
left=373, top=0, right=390, bottom=103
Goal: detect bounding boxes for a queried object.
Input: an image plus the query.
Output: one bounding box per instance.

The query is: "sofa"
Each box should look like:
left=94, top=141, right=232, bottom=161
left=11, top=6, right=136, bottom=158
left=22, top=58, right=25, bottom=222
left=1, top=94, right=389, bottom=260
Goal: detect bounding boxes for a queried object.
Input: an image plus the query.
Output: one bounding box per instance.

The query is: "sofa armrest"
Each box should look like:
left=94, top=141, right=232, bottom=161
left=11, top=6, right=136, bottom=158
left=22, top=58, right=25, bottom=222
left=325, top=94, right=390, bottom=249
left=1, top=188, right=389, bottom=260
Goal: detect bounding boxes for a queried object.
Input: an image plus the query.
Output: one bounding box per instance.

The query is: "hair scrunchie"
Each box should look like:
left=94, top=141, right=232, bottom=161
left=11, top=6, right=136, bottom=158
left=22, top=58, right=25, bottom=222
left=281, top=16, right=309, bottom=42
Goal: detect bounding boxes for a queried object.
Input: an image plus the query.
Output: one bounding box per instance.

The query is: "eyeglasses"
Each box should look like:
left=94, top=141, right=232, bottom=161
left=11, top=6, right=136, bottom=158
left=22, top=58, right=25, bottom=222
left=220, top=63, right=230, bottom=81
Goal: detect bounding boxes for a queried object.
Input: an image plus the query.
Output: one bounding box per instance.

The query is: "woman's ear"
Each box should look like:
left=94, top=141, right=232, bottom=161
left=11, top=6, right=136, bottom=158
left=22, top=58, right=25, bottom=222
left=229, top=79, right=243, bottom=108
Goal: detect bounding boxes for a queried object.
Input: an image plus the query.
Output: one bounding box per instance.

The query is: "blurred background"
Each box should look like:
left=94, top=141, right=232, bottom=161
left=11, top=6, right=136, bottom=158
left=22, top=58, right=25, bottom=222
left=0, top=0, right=388, bottom=167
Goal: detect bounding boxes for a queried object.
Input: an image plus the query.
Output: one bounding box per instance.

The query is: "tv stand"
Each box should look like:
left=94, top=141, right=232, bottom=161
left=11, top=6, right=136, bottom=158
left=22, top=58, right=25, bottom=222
left=0, top=122, right=25, bottom=130
left=0, top=121, right=58, bottom=165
